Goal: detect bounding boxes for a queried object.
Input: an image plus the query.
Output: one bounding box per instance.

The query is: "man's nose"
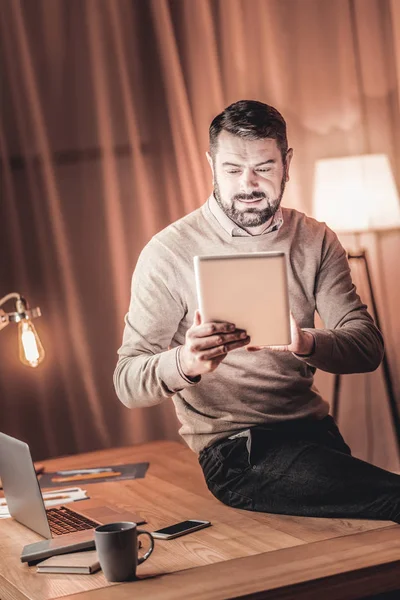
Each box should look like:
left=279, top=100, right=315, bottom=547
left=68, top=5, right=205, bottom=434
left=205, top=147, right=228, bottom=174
left=240, top=169, right=258, bottom=191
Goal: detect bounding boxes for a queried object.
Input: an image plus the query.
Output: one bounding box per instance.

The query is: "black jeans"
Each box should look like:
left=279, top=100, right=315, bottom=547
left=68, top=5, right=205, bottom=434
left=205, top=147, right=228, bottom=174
left=198, top=416, right=400, bottom=522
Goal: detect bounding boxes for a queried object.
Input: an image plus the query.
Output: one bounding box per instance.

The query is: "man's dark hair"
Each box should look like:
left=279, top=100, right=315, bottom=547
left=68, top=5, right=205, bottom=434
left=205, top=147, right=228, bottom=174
left=209, top=100, right=288, bottom=160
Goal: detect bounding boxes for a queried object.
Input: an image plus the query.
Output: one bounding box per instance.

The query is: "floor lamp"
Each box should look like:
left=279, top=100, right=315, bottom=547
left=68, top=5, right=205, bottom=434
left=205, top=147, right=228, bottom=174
left=313, top=154, right=400, bottom=455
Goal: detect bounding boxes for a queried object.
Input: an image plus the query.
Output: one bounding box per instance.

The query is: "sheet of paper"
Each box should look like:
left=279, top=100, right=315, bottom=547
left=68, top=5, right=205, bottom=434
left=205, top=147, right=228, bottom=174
left=0, top=487, right=89, bottom=518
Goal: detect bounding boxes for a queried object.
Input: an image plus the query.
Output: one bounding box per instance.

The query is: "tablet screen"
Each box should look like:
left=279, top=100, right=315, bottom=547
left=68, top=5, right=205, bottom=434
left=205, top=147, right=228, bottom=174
left=194, top=252, right=291, bottom=347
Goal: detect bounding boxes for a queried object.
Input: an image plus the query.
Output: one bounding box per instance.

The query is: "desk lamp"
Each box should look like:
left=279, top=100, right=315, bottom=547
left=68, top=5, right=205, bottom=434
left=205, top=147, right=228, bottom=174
left=313, top=154, right=400, bottom=454
left=0, top=293, right=45, bottom=368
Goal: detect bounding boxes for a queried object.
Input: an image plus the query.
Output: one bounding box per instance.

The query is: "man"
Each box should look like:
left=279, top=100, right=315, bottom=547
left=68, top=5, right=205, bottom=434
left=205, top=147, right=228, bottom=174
left=114, top=100, right=400, bottom=522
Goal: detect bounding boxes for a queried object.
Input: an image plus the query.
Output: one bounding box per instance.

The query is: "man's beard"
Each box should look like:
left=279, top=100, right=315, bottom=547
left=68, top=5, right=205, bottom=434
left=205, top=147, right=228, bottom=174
left=213, top=170, right=286, bottom=229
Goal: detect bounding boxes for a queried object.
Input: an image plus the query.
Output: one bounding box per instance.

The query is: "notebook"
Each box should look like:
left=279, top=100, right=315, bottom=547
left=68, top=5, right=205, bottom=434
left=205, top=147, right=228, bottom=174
left=36, top=550, right=100, bottom=574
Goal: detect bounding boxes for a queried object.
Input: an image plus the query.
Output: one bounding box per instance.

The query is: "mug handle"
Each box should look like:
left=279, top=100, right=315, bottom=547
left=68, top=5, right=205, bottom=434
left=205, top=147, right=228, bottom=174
left=137, top=530, right=154, bottom=564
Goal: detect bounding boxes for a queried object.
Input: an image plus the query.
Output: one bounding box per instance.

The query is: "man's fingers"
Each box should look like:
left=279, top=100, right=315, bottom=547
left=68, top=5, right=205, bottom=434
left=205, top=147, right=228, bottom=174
left=191, top=331, right=248, bottom=351
left=199, top=337, right=250, bottom=360
left=191, top=321, right=238, bottom=338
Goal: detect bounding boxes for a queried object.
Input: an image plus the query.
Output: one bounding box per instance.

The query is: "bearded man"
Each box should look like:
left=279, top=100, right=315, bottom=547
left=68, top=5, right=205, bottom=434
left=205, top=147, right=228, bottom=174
left=114, top=100, right=400, bottom=522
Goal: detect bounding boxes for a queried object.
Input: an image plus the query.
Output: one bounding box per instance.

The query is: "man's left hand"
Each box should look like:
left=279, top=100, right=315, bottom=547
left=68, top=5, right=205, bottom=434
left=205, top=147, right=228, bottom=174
left=246, top=312, right=315, bottom=355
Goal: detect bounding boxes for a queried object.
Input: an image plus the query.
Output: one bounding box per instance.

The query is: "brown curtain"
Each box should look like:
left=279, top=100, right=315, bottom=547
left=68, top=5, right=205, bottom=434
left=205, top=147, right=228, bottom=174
left=1, top=0, right=399, bottom=471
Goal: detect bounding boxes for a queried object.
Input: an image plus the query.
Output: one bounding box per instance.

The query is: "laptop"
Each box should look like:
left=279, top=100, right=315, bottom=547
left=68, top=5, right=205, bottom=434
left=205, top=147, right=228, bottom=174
left=0, top=432, right=145, bottom=560
left=194, top=251, right=291, bottom=347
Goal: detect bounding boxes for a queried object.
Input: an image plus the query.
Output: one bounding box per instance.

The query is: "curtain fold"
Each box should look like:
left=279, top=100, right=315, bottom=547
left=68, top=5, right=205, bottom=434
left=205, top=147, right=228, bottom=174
left=1, top=0, right=399, bottom=469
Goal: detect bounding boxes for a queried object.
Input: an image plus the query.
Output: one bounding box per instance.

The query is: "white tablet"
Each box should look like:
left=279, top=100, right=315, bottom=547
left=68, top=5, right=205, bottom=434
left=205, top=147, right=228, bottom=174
left=194, top=252, right=291, bottom=347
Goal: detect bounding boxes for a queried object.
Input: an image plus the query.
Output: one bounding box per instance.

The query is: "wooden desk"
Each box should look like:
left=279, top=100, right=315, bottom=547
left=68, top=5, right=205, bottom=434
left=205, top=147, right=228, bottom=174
left=0, top=441, right=399, bottom=600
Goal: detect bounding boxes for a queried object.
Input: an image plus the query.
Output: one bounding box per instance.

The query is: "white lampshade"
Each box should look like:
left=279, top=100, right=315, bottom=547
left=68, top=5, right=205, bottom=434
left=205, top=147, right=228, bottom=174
left=313, top=154, right=400, bottom=233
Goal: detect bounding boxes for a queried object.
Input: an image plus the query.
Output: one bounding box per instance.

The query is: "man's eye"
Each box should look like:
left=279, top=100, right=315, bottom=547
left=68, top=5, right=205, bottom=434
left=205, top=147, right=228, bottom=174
left=256, top=168, right=271, bottom=173
left=226, top=170, right=241, bottom=174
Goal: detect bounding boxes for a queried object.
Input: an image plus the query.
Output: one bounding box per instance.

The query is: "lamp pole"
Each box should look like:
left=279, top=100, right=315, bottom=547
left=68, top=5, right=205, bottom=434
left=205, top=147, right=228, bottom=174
left=331, top=251, right=400, bottom=456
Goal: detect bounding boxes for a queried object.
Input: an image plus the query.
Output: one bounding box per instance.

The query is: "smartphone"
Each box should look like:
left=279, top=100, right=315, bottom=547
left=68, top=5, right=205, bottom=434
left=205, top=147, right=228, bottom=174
left=152, top=519, right=211, bottom=540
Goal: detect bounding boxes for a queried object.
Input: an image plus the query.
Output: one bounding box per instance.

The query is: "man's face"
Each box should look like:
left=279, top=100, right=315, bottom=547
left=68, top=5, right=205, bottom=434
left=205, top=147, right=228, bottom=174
left=207, top=131, right=293, bottom=232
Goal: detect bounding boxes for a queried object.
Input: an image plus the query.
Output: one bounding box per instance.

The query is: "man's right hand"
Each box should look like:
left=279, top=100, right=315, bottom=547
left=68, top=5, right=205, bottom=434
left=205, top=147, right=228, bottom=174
left=179, top=310, right=250, bottom=378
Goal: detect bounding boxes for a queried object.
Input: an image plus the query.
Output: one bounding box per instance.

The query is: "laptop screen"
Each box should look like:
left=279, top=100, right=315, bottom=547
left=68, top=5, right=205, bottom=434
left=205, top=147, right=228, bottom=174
left=0, top=432, right=51, bottom=538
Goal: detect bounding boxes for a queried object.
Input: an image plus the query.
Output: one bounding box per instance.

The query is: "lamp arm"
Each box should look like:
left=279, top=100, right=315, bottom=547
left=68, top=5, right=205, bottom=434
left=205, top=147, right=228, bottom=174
left=0, top=293, right=38, bottom=326
left=0, top=294, right=23, bottom=332
left=0, top=292, right=22, bottom=308
left=0, top=309, right=10, bottom=331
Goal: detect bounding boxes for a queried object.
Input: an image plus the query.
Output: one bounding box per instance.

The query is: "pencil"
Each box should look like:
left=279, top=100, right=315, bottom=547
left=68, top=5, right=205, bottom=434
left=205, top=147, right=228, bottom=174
left=0, top=495, right=73, bottom=506
left=43, top=495, right=72, bottom=501
left=51, top=471, right=121, bottom=483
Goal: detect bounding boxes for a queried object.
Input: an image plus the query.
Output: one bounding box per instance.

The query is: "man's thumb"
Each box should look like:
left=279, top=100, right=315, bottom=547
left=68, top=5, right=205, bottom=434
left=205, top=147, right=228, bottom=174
left=194, top=309, right=202, bottom=325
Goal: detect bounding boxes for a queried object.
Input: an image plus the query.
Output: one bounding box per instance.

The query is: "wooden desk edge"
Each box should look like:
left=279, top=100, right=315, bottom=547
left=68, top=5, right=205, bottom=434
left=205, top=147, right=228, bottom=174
left=51, top=525, right=400, bottom=600
left=37, top=440, right=185, bottom=466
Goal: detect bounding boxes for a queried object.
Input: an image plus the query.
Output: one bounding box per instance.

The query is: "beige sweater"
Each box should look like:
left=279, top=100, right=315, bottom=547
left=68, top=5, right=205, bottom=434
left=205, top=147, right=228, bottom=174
left=114, top=200, right=384, bottom=453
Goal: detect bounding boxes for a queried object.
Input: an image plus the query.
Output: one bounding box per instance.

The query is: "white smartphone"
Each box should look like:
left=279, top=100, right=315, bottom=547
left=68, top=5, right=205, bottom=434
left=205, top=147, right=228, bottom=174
left=152, top=519, right=211, bottom=540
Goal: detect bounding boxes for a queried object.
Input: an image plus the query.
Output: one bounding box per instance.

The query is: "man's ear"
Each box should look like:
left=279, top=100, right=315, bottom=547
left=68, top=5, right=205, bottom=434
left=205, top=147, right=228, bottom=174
left=285, top=148, right=294, bottom=182
left=206, top=151, right=214, bottom=181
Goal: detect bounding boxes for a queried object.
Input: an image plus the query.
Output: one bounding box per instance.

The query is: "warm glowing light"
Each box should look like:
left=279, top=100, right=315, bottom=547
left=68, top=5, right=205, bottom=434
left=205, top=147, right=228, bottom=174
left=313, top=154, right=400, bottom=233
left=18, top=320, right=45, bottom=368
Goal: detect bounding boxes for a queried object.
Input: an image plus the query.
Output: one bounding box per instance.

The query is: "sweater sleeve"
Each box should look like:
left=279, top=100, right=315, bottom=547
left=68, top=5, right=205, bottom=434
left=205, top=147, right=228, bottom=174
left=113, top=239, right=198, bottom=409
left=296, top=228, right=384, bottom=374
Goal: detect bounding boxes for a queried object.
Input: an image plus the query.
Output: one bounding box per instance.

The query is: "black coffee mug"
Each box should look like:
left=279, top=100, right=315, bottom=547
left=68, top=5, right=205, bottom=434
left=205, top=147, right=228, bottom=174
left=94, top=521, right=154, bottom=582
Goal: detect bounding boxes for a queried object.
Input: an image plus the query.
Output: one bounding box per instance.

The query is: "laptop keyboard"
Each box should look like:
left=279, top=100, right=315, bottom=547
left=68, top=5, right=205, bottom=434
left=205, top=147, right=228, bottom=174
left=46, top=506, right=99, bottom=536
